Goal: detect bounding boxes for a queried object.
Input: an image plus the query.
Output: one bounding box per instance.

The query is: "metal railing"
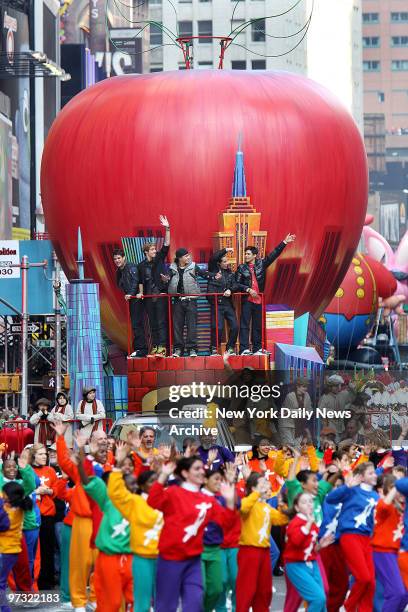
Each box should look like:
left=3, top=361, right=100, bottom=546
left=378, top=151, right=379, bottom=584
left=0, top=418, right=113, bottom=453
left=127, top=292, right=266, bottom=357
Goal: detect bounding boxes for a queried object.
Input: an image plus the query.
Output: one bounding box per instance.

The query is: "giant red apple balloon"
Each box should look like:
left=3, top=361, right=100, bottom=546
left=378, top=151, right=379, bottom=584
left=41, top=70, right=368, bottom=350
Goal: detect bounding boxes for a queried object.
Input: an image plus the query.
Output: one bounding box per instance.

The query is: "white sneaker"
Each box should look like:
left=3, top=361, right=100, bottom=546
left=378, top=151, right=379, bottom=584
left=60, top=604, right=74, bottom=610
left=253, top=349, right=270, bottom=355
left=74, top=608, right=86, bottom=612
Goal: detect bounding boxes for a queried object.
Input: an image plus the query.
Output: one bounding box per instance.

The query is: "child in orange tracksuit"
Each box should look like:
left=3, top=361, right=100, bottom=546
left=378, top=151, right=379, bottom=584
left=55, top=426, right=109, bottom=610
left=236, top=472, right=288, bottom=612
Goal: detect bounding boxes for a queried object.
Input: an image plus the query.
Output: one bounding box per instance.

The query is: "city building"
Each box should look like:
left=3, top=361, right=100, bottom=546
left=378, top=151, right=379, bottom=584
left=148, top=0, right=308, bottom=73
left=0, top=0, right=63, bottom=239
left=363, top=0, right=408, bottom=174
left=362, top=0, right=408, bottom=246
left=307, top=0, right=363, bottom=132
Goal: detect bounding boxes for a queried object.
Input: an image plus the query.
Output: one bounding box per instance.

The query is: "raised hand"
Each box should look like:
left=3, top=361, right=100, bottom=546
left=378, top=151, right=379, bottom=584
left=115, top=440, right=130, bottom=466
left=220, top=481, right=235, bottom=505
left=157, top=444, right=172, bottom=462
left=74, top=430, right=88, bottom=450
left=51, top=421, right=67, bottom=437
left=284, top=233, right=296, bottom=244
left=159, top=215, right=170, bottom=228
left=224, top=462, right=237, bottom=484
left=161, top=461, right=176, bottom=477
left=225, top=247, right=234, bottom=253
left=17, top=448, right=30, bottom=470
left=127, top=429, right=141, bottom=450
left=346, top=473, right=362, bottom=487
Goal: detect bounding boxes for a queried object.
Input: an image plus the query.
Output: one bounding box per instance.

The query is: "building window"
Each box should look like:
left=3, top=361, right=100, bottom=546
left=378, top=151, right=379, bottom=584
left=251, top=19, right=265, bottom=42
left=150, top=23, right=163, bottom=46
left=363, top=36, right=380, bottom=48
left=392, top=60, right=408, bottom=71
left=150, top=66, right=163, bottom=72
left=391, top=36, right=408, bottom=47
left=178, top=64, right=187, bottom=70
left=179, top=0, right=192, bottom=3
left=198, top=20, right=212, bottom=43
left=178, top=21, right=193, bottom=38
left=198, top=61, right=213, bottom=68
left=231, top=19, right=245, bottom=41
left=391, top=12, right=408, bottom=22
left=231, top=60, right=246, bottom=70
left=362, top=12, right=379, bottom=23
left=378, top=92, right=385, bottom=103
left=363, top=60, right=380, bottom=72
left=149, top=0, right=162, bottom=3
left=252, top=60, right=266, bottom=69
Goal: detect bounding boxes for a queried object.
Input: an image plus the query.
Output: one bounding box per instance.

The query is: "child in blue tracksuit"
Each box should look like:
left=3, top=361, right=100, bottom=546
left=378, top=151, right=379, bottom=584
left=325, top=461, right=379, bottom=612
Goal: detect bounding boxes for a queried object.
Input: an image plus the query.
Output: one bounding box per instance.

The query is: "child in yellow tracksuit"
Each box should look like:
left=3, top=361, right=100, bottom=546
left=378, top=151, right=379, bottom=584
left=0, top=482, right=33, bottom=612
left=107, top=466, right=163, bottom=612
left=236, top=473, right=288, bottom=612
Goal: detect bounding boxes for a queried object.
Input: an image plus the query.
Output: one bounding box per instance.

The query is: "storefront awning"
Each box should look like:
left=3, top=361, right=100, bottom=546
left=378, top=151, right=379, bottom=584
left=0, top=51, right=70, bottom=80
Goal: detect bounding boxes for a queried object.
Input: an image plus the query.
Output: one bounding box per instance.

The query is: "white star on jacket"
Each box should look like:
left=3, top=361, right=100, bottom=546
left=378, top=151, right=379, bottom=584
left=324, top=503, right=342, bottom=538
left=143, top=515, right=164, bottom=547
left=39, top=476, right=49, bottom=486
left=393, top=518, right=404, bottom=542
left=183, top=503, right=212, bottom=543
left=304, top=531, right=318, bottom=561
left=354, top=498, right=376, bottom=529
left=111, top=518, right=129, bottom=539
left=258, top=507, right=271, bottom=545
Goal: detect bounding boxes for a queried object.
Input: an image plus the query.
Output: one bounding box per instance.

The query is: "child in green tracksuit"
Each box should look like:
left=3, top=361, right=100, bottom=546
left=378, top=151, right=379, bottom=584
left=78, top=449, right=134, bottom=612
left=286, top=451, right=333, bottom=526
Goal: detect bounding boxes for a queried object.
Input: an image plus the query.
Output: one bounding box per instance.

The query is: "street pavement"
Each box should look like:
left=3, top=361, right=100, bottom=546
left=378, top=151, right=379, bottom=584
left=8, top=577, right=296, bottom=611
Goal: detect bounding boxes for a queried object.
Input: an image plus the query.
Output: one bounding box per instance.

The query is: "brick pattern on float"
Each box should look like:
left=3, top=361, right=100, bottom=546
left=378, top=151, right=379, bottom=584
left=126, top=355, right=269, bottom=413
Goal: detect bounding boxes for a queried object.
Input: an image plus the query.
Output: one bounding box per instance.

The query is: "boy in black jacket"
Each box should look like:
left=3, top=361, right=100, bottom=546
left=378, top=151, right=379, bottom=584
left=207, top=247, right=246, bottom=355
left=235, top=233, right=296, bottom=355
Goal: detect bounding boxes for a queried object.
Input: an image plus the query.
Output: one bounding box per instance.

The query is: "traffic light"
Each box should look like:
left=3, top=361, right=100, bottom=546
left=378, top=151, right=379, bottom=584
left=0, top=375, right=21, bottom=392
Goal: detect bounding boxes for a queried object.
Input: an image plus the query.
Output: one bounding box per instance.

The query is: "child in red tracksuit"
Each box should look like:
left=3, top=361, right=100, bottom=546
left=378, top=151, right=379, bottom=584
left=283, top=492, right=333, bottom=612
left=147, top=455, right=236, bottom=612
left=236, top=473, right=288, bottom=612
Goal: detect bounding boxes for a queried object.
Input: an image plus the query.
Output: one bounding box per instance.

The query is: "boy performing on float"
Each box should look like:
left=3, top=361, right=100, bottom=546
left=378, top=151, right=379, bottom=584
left=167, top=249, right=220, bottom=358
left=235, top=233, right=296, bottom=355
left=207, top=247, right=247, bottom=356
left=137, top=215, right=171, bottom=357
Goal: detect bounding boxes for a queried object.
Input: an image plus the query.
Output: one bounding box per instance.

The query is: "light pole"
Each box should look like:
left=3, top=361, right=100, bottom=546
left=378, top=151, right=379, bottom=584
left=14, top=256, right=48, bottom=416
left=52, top=251, right=62, bottom=394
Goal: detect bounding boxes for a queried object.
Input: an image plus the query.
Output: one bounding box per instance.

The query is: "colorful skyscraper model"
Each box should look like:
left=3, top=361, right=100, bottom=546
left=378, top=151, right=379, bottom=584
left=213, top=139, right=268, bottom=271
left=66, top=227, right=104, bottom=408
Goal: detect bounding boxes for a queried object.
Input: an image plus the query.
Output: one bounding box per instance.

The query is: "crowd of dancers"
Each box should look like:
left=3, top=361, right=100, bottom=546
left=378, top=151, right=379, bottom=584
left=0, top=418, right=407, bottom=612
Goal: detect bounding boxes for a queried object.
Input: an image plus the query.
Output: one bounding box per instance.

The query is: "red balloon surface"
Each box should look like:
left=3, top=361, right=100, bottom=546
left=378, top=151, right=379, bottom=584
left=41, top=70, right=368, bottom=350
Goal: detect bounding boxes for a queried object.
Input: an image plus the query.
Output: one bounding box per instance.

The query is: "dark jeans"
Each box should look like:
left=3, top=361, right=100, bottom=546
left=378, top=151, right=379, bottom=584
left=145, top=295, right=167, bottom=346
left=210, top=300, right=238, bottom=351
left=173, top=299, right=198, bottom=352
left=129, top=298, right=147, bottom=353
left=38, top=515, right=55, bottom=590
left=239, top=299, right=262, bottom=353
